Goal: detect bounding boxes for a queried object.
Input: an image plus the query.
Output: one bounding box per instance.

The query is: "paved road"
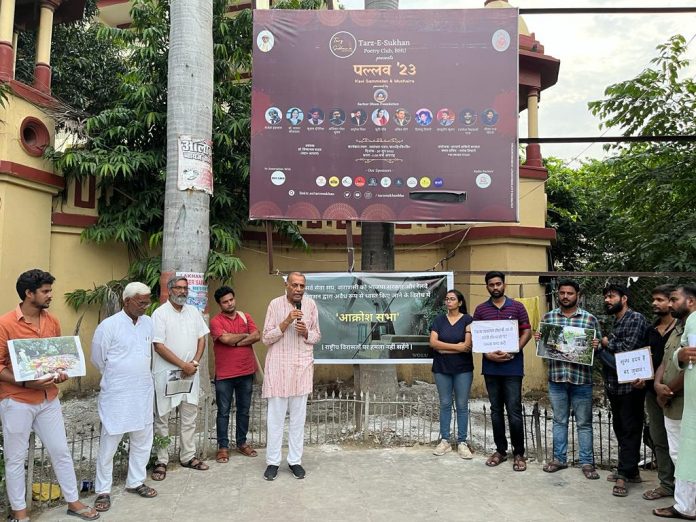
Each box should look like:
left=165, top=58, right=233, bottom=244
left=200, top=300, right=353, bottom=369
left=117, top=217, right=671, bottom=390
left=36, top=445, right=667, bottom=521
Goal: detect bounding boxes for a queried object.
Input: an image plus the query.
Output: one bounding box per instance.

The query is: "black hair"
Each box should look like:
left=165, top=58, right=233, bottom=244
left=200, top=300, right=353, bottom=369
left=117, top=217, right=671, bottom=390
left=676, top=284, right=696, bottom=300
left=484, top=271, right=505, bottom=284
left=652, top=284, right=675, bottom=298
left=16, top=269, right=55, bottom=301
left=603, top=283, right=630, bottom=300
left=214, top=286, right=235, bottom=303
left=557, top=279, right=580, bottom=293
left=446, top=289, right=468, bottom=314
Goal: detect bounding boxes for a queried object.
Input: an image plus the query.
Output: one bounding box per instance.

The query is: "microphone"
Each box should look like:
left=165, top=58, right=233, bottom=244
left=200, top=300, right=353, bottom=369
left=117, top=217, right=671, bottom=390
left=295, top=301, right=302, bottom=311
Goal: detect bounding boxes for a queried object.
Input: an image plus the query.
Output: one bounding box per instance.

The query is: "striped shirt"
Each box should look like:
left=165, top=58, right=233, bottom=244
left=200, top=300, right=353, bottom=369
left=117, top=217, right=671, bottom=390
left=542, top=307, right=601, bottom=385
left=261, top=295, right=321, bottom=398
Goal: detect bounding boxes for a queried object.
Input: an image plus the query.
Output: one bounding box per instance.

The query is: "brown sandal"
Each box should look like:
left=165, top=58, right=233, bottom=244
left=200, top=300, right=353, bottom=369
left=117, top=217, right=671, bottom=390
left=643, top=486, right=673, bottom=500
left=237, top=444, right=258, bottom=457
left=485, top=451, right=507, bottom=467
left=543, top=460, right=568, bottom=473
left=94, top=494, right=111, bottom=512
left=581, top=464, right=600, bottom=480
left=513, top=454, right=527, bottom=472
left=216, top=448, right=229, bottom=463
left=125, top=483, right=158, bottom=498
left=151, top=463, right=166, bottom=481
left=181, top=456, right=209, bottom=470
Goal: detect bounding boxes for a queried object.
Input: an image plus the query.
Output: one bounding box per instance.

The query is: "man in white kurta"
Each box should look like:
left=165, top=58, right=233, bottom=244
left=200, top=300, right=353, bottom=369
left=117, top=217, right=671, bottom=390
left=262, top=272, right=321, bottom=481
left=151, top=276, right=210, bottom=477
left=92, top=282, right=157, bottom=511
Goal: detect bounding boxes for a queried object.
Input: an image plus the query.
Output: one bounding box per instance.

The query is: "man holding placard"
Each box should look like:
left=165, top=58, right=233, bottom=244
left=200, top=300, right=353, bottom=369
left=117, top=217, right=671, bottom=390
left=472, top=271, right=531, bottom=472
left=535, top=280, right=601, bottom=479
left=598, top=284, right=649, bottom=497
left=0, top=270, right=99, bottom=521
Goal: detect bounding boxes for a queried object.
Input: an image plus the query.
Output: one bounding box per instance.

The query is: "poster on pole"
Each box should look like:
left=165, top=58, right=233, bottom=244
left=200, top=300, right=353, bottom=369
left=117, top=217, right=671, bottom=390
left=7, top=336, right=86, bottom=382
left=615, top=347, right=654, bottom=383
left=304, top=272, right=452, bottom=363
left=250, top=9, right=519, bottom=223
left=471, top=320, right=519, bottom=353
left=177, top=135, right=213, bottom=195
left=176, top=271, right=208, bottom=312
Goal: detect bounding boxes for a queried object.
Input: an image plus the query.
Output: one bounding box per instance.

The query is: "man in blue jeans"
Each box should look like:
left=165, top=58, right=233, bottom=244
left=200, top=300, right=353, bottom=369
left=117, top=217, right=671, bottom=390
left=535, top=280, right=601, bottom=479
left=473, top=271, right=532, bottom=472
left=210, top=286, right=261, bottom=463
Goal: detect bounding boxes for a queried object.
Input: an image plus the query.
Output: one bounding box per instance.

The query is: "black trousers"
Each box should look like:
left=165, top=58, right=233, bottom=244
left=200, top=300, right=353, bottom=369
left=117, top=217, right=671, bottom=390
left=608, top=388, right=646, bottom=479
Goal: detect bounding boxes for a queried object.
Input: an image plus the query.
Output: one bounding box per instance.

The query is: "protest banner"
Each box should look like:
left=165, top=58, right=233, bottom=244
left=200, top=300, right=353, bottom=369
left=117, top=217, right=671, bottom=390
left=615, top=347, right=654, bottom=383
left=471, top=320, right=519, bottom=353
left=304, top=272, right=452, bottom=363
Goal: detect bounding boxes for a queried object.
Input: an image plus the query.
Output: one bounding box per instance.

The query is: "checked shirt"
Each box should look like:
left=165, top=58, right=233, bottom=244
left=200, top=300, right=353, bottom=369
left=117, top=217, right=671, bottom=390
left=602, top=309, right=650, bottom=395
left=542, top=307, right=601, bottom=386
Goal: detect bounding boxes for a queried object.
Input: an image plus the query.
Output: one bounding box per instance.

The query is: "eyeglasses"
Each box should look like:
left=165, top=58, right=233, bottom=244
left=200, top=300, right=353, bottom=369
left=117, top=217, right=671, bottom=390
left=444, top=297, right=458, bottom=302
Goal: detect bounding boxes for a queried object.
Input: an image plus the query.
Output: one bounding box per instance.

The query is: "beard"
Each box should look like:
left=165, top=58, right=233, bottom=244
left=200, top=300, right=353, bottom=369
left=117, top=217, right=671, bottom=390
left=671, top=306, right=689, bottom=319
left=171, top=295, right=188, bottom=306
left=605, top=301, right=623, bottom=315
left=559, top=298, right=577, bottom=310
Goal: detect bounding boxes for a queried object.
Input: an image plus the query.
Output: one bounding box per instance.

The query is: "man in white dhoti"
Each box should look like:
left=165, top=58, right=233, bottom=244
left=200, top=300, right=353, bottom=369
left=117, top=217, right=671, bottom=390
left=262, top=272, right=321, bottom=481
left=91, top=282, right=157, bottom=512
left=151, top=276, right=210, bottom=480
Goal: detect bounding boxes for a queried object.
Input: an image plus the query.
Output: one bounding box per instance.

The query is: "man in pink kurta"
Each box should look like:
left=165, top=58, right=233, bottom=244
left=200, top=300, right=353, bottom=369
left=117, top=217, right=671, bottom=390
left=262, top=272, right=321, bottom=481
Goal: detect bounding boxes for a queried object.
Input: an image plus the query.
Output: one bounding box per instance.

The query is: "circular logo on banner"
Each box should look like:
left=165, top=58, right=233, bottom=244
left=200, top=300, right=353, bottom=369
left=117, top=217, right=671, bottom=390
left=434, top=177, right=444, bottom=187
left=419, top=177, right=431, bottom=188
left=270, top=171, right=285, bottom=186
left=316, top=176, right=326, bottom=187
left=492, top=29, right=511, bottom=52
left=476, top=173, right=492, bottom=188
left=380, top=177, right=391, bottom=188
left=329, top=176, right=340, bottom=187
left=257, top=30, right=275, bottom=53
left=355, top=176, right=366, bottom=188
left=288, top=189, right=295, bottom=197
left=329, top=31, right=357, bottom=59
left=342, top=176, right=352, bottom=187
left=406, top=177, right=418, bottom=188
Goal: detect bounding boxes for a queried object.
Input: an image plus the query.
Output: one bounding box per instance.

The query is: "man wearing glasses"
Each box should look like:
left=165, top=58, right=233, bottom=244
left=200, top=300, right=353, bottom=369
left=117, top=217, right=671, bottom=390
left=151, top=276, right=210, bottom=481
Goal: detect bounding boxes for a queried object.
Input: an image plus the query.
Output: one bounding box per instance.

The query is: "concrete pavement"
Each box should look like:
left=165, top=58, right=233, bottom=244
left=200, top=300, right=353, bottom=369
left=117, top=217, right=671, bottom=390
left=36, top=445, right=668, bottom=521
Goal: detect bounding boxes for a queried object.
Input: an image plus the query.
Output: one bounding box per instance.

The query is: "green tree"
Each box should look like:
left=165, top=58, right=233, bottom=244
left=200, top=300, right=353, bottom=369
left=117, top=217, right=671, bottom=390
left=54, top=0, right=317, bottom=307
left=14, top=0, right=126, bottom=124
left=586, top=35, right=696, bottom=271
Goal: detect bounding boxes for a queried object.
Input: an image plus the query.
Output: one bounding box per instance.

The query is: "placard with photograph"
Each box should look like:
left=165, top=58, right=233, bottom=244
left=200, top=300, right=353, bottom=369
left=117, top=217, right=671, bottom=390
left=536, top=322, right=596, bottom=366
left=471, top=320, right=519, bottom=353
left=615, top=347, right=654, bottom=383
left=7, top=336, right=86, bottom=382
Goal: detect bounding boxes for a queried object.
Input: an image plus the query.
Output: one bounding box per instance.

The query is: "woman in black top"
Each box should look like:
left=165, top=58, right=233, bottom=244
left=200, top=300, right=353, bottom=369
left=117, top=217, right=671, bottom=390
left=429, top=289, right=474, bottom=458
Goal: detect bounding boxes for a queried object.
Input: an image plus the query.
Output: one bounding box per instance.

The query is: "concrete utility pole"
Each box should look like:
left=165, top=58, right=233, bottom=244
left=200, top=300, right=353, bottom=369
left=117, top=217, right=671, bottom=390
left=355, top=0, right=399, bottom=399
left=161, top=0, right=215, bottom=410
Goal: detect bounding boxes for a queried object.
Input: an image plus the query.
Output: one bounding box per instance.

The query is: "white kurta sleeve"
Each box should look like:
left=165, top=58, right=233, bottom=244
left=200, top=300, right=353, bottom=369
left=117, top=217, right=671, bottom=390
left=90, top=322, right=108, bottom=373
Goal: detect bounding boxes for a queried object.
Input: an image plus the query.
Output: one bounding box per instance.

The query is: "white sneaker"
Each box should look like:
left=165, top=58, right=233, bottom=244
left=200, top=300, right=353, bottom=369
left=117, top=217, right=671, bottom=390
left=458, top=443, right=473, bottom=459
left=433, top=439, right=452, bottom=456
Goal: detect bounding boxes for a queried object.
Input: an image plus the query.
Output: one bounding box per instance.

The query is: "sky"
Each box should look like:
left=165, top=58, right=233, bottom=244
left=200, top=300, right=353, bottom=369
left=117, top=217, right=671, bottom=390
left=339, top=0, right=696, bottom=165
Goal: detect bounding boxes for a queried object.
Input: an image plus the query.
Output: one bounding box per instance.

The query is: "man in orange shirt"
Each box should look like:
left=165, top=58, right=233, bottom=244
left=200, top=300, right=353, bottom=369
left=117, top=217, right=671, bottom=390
left=0, top=269, right=98, bottom=521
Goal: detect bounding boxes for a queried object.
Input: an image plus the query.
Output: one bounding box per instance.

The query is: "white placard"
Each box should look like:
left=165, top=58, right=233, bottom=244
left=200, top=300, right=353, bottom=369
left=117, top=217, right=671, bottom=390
left=471, top=320, right=519, bottom=353
left=615, top=347, right=654, bottom=383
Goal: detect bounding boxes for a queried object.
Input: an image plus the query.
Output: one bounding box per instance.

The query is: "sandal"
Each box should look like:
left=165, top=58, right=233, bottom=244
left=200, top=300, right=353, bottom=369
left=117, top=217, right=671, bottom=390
left=66, top=506, right=100, bottom=520
left=181, top=456, right=209, bottom=471
left=653, top=506, right=696, bottom=520
left=485, top=451, right=507, bottom=467
left=216, top=448, right=229, bottom=463
left=607, top=472, right=642, bottom=483
left=612, top=479, right=628, bottom=497
left=581, top=464, right=600, bottom=480
left=513, top=454, right=527, bottom=472
left=543, top=460, right=568, bottom=473
left=237, top=444, right=258, bottom=457
left=151, top=463, right=167, bottom=481
left=94, top=494, right=111, bottom=512
left=643, top=486, right=674, bottom=500
left=125, top=484, right=158, bottom=498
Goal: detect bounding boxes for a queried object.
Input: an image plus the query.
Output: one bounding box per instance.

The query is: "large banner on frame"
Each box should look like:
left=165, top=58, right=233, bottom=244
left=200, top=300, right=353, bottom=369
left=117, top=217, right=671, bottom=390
left=250, top=9, right=519, bottom=223
left=305, top=272, right=452, bottom=364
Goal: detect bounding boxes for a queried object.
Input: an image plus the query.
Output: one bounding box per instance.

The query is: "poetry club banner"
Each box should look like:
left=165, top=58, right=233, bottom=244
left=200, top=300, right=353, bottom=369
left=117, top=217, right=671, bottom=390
left=250, top=9, right=519, bottom=223
left=305, top=272, right=452, bottom=364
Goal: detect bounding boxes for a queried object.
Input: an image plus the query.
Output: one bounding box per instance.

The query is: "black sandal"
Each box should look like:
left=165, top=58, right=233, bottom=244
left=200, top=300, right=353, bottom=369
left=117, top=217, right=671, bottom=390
left=125, top=483, right=158, bottom=498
